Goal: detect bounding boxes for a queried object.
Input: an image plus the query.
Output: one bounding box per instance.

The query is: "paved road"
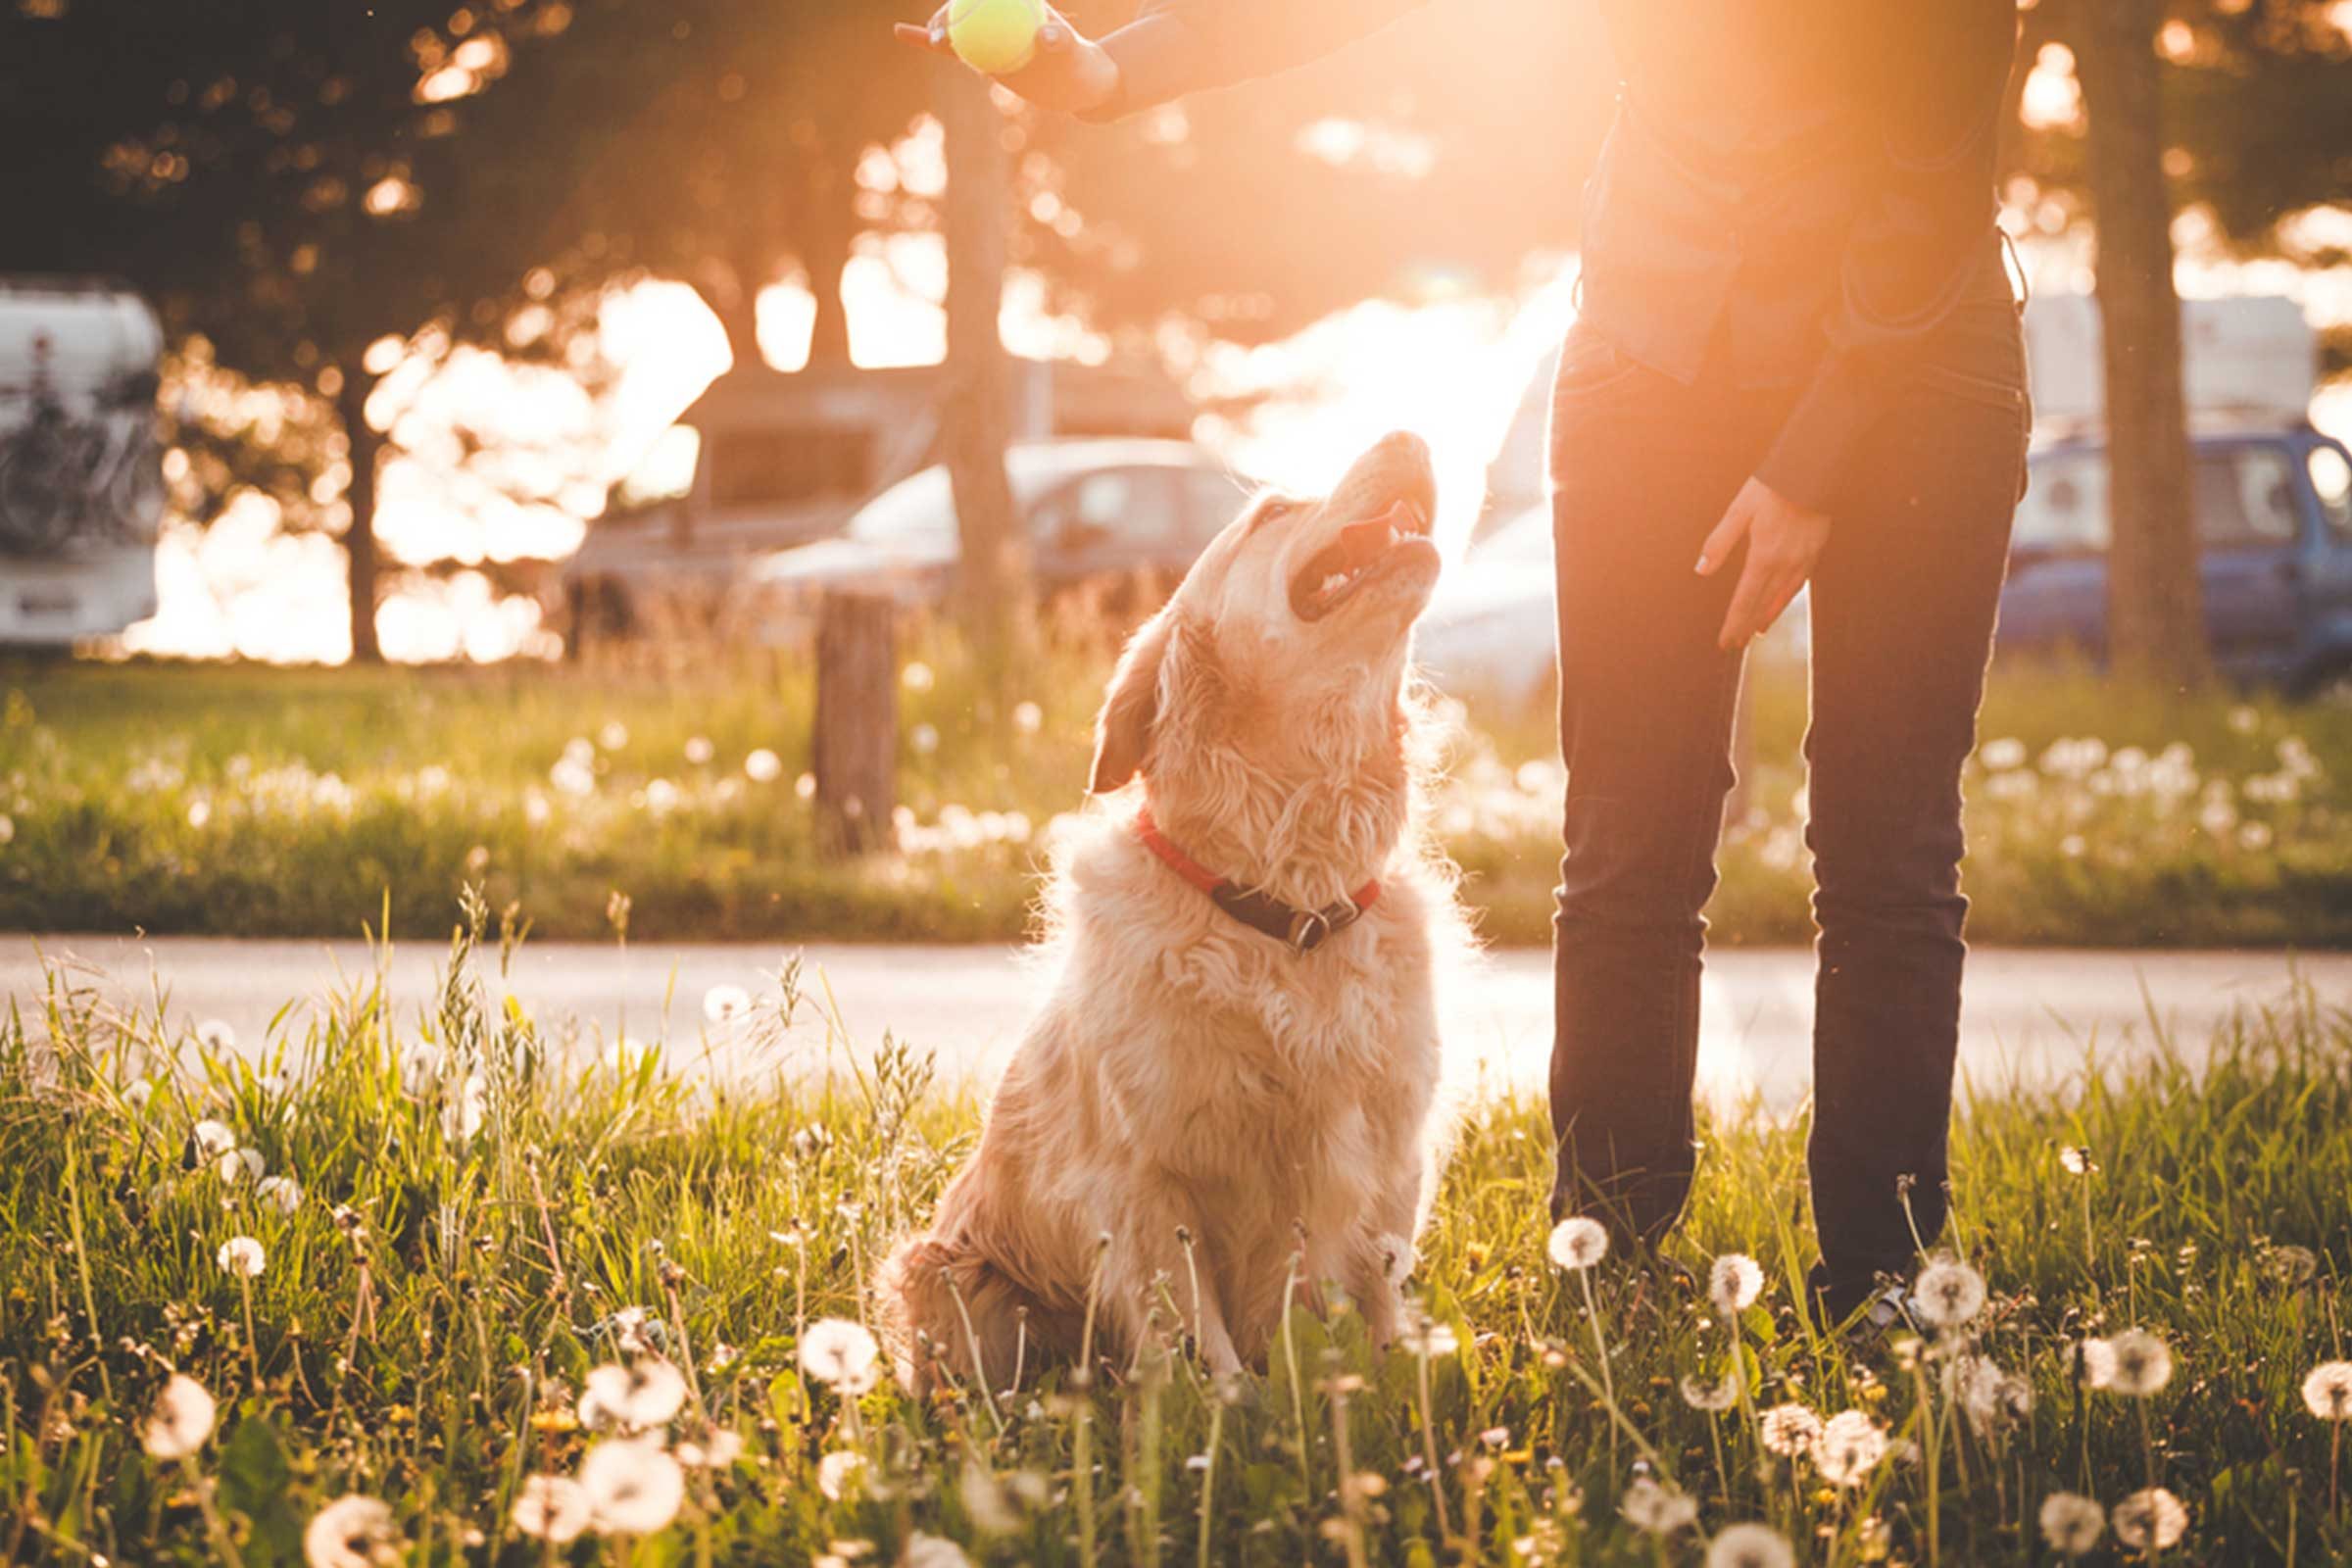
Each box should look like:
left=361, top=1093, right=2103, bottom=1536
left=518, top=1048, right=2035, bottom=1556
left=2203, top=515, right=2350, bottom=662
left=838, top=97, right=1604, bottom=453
left=7, top=934, right=2337, bottom=1109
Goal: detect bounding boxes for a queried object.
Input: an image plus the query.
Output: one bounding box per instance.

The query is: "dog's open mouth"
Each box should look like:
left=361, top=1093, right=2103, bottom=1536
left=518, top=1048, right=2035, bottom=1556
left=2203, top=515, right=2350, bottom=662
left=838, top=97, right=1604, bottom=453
left=1288, top=498, right=1439, bottom=621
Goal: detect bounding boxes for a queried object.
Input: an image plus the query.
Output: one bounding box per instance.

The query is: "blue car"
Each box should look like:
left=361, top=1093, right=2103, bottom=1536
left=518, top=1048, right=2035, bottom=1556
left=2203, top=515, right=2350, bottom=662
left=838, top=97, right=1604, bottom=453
left=1999, top=426, right=2352, bottom=696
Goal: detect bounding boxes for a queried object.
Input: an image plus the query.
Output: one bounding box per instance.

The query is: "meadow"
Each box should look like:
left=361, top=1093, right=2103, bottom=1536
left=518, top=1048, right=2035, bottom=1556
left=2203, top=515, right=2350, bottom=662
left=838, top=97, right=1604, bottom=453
left=5, top=904, right=2352, bottom=1565
left=2, top=642, right=2348, bottom=948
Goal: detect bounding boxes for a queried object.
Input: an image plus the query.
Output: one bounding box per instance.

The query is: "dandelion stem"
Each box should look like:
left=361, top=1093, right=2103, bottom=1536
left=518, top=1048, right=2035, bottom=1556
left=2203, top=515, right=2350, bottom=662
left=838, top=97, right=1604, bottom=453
left=1578, top=1266, right=1617, bottom=1470
left=1195, top=1391, right=1222, bottom=1568
left=1327, top=1383, right=1369, bottom=1568
left=238, top=1273, right=261, bottom=1393
left=1414, top=1336, right=1453, bottom=1544
left=1279, top=1248, right=1312, bottom=1509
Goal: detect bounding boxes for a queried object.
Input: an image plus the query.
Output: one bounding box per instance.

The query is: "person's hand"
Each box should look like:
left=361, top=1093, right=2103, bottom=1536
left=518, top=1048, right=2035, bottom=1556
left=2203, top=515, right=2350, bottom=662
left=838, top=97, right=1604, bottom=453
left=1694, top=477, right=1831, bottom=651
left=895, top=5, right=1123, bottom=117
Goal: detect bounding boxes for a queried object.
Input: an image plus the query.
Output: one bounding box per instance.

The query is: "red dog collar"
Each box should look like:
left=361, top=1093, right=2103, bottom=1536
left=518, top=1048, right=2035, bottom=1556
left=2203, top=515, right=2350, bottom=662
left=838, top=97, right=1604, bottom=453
left=1134, top=805, right=1380, bottom=954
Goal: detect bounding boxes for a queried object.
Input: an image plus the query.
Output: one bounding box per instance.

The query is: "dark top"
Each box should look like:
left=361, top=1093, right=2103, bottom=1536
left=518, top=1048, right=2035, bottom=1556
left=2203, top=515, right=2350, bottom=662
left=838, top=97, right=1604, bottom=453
left=1090, top=0, right=2022, bottom=513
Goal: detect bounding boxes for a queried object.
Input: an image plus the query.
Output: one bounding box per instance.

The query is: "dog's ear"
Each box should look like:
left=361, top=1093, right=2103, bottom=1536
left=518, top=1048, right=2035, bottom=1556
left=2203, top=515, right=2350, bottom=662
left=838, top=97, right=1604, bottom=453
left=1089, top=610, right=1175, bottom=794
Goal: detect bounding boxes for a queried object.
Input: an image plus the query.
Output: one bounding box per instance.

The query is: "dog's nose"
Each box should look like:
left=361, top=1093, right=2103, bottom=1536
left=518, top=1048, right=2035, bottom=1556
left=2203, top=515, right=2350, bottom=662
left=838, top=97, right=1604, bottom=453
left=1377, top=430, right=1431, bottom=465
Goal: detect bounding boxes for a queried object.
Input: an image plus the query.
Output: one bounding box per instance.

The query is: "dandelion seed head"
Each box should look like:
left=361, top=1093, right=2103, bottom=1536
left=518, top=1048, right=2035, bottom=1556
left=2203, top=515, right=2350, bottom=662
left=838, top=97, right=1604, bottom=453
left=2302, top=1361, right=2352, bottom=1420
left=1619, top=1477, right=1697, bottom=1535
left=2037, top=1492, right=2104, bottom=1555
left=1398, top=1315, right=1459, bottom=1357
left=2110, top=1487, right=2187, bottom=1550
left=684, top=735, right=714, bottom=765
left=816, top=1449, right=867, bottom=1501
left=676, top=1427, right=744, bottom=1469
left=1705, top=1522, right=1795, bottom=1568
left=1812, top=1410, right=1888, bottom=1487
left=2073, top=1337, right=2118, bottom=1389
left=744, top=747, right=783, bottom=783
left=141, top=1373, right=216, bottom=1459
left=2058, top=1145, right=2097, bottom=1175
left=903, top=1533, right=972, bottom=1568
left=256, top=1175, right=302, bottom=1215
left=1910, top=1256, right=1986, bottom=1329
left=799, top=1318, right=882, bottom=1395
left=217, top=1235, right=266, bottom=1278
left=582, top=1359, right=688, bottom=1429
left=220, top=1147, right=265, bottom=1185
left=2268, top=1244, right=2319, bottom=1286
left=2105, top=1329, right=2174, bottom=1396
left=303, top=1494, right=399, bottom=1568
left=579, top=1440, right=685, bottom=1535
left=510, top=1475, right=592, bottom=1543
left=1758, top=1402, right=1823, bottom=1457
left=703, top=984, right=752, bottom=1024
left=1546, top=1215, right=1608, bottom=1270
left=125, top=1079, right=154, bottom=1111
left=1376, top=1232, right=1415, bottom=1287
left=1709, top=1252, right=1764, bottom=1315
left=1681, top=1373, right=1740, bottom=1412
left=191, top=1119, right=237, bottom=1158
left=195, top=1019, right=236, bottom=1053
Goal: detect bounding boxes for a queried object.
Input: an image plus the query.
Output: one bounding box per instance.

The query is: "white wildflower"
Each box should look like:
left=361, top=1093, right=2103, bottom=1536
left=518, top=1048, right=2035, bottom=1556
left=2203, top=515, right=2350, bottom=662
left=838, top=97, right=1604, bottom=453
left=1546, top=1215, right=1608, bottom=1270
left=191, top=1119, right=237, bottom=1158
left=703, top=984, right=752, bottom=1024
left=2038, top=1492, right=2106, bottom=1556
left=303, top=1494, right=399, bottom=1568
left=511, top=1475, right=592, bottom=1543
left=218, top=1236, right=266, bottom=1277
left=142, top=1373, right=216, bottom=1459
left=580, top=1440, right=684, bottom=1535
left=2110, top=1487, right=2187, bottom=1551
left=220, top=1147, right=265, bottom=1185
left=443, top=1071, right=488, bottom=1143
left=256, top=1175, right=302, bottom=1214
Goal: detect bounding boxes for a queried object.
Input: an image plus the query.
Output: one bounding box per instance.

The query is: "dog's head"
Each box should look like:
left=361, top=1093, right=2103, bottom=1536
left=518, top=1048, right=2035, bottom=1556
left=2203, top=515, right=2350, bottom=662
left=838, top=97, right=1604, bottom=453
left=1089, top=432, right=1441, bottom=795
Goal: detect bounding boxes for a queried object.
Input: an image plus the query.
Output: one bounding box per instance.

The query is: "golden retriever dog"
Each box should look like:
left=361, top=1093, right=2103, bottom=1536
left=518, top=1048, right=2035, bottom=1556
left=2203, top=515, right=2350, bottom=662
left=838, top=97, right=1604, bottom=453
left=881, top=431, right=1470, bottom=1387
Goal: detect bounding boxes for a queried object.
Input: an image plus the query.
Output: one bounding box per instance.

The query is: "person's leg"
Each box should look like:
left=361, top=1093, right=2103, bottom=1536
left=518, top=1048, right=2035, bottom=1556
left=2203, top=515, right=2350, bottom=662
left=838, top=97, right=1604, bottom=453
left=1800, top=313, right=2030, bottom=1315
left=1546, top=323, right=1783, bottom=1241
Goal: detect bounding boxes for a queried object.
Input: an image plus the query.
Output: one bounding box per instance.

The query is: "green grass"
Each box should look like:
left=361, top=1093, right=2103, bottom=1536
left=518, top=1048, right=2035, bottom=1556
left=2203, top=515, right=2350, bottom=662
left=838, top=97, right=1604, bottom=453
left=6, top=900, right=2352, bottom=1565
left=3, top=643, right=2349, bottom=947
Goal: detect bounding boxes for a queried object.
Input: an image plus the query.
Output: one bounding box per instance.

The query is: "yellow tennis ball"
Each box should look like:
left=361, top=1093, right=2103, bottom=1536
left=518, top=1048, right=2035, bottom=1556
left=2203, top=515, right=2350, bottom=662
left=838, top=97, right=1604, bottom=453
left=947, top=0, right=1044, bottom=74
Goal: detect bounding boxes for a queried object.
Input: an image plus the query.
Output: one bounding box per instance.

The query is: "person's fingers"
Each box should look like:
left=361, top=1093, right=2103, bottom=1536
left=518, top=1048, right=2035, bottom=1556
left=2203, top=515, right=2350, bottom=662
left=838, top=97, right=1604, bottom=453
left=1694, top=494, right=1752, bottom=577
left=1717, top=553, right=1773, bottom=649
left=893, top=21, right=950, bottom=53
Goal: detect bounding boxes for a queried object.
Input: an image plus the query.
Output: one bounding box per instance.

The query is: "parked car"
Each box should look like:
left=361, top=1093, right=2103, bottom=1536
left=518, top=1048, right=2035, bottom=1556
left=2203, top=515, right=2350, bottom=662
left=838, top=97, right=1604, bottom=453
left=1998, top=426, right=2352, bottom=694
left=1416, top=424, right=2352, bottom=705
left=743, top=438, right=1248, bottom=620
left=1413, top=500, right=1557, bottom=707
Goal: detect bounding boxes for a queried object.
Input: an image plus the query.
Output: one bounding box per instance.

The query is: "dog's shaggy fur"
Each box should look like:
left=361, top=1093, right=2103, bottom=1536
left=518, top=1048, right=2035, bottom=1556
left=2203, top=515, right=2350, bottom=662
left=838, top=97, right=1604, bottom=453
left=880, top=433, right=1473, bottom=1386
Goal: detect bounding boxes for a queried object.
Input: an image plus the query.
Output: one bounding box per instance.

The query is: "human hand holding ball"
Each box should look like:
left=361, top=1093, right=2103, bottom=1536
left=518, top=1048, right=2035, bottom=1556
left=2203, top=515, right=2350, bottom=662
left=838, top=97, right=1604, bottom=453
left=894, top=1, right=1122, bottom=116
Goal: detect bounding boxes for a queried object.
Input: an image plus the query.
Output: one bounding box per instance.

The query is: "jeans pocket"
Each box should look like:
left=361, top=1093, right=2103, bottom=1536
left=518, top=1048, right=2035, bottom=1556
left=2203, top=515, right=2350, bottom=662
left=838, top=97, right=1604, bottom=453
left=1551, top=323, right=1647, bottom=407
left=1915, top=362, right=2033, bottom=502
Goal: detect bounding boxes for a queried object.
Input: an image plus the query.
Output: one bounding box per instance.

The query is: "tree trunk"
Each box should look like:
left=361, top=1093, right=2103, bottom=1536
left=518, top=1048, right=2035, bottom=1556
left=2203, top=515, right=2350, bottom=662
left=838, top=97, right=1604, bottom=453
left=938, top=63, right=1031, bottom=670
left=338, top=372, right=384, bottom=665
left=812, top=590, right=897, bottom=856
left=2073, top=0, right=2212, bottom=689
left=804, top=163, right=856, bottom=370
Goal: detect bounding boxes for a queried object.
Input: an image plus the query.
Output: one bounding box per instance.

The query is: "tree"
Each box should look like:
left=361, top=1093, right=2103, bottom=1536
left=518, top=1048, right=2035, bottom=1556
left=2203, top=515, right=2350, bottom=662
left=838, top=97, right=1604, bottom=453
left=3, top=0, right=627, bottom=661
left=939, top=67, right=1029, bottom=665
left=2069, top=0, right=2212, bottom=688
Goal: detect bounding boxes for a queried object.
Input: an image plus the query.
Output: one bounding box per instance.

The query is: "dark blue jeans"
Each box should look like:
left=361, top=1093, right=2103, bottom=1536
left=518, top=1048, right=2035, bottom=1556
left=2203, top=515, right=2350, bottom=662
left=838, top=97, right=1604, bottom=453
left=1544, top=287, right=2029, bottom=1315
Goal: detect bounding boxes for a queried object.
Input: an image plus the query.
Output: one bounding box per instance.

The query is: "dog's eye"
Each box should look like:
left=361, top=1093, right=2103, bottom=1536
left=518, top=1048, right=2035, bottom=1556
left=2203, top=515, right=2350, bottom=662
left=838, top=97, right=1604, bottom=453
left=1252, top=498, right=1296, bottom=529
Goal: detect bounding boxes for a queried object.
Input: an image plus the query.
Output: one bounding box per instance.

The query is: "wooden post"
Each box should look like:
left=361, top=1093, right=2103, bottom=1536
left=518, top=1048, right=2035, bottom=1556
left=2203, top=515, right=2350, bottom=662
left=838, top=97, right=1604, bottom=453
left=812, top=590, right=897, bottom=856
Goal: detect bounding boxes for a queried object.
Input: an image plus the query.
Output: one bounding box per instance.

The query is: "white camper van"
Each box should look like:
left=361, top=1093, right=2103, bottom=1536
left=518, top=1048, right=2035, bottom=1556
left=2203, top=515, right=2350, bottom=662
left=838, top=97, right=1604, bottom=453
left=0, top=277, right=167, bottom=647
